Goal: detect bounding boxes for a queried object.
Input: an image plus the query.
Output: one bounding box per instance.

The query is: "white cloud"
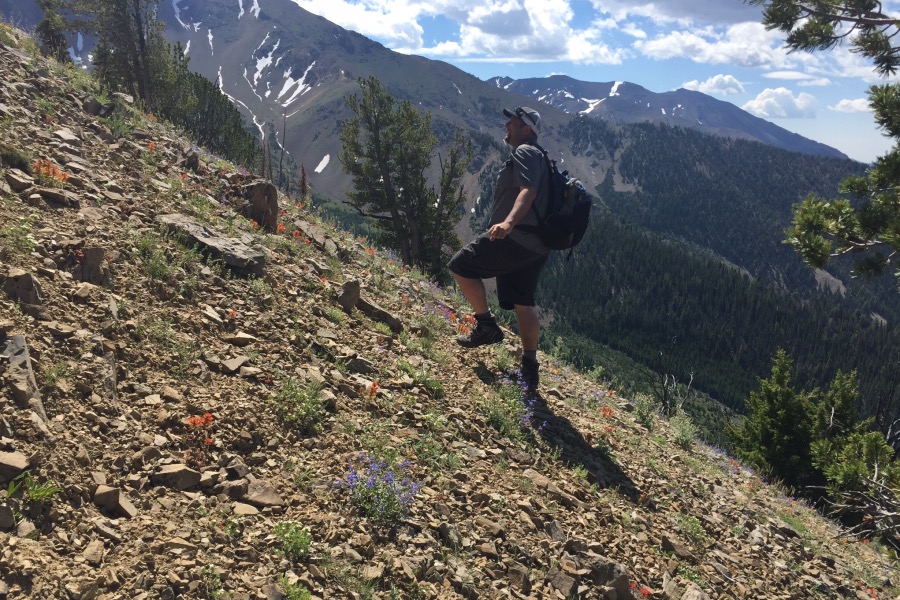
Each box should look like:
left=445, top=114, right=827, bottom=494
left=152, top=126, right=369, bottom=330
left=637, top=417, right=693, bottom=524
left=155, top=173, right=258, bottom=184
left=620, top=23, right=647, bottom=39
left=682, top=74, right=744, bottom=96
left=829, top=98, right=871, bottom=113
left=636, top=23, right=788, bottom=68
left=763, top=71, right=814, bottom=80
left=742, top=87, right=818, bottom=118
left=589, top=0, right=764, bottom=25
left=763, top=71, right=831, bottom=87
left=798, top=77, right=831, bottom=87
left=289, top=0, right=426, bottom=49
left=415, top=0, right=626, bottom=64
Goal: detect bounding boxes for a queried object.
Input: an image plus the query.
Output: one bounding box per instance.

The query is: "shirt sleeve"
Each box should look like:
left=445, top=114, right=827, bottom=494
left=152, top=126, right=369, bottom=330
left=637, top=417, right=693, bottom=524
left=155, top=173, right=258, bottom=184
left=512, top=145, right=543, bottom=189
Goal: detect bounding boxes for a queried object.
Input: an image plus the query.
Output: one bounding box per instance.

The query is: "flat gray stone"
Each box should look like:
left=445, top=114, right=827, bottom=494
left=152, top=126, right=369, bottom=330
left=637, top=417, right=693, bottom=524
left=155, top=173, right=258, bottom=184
left=0, top=452, right=28, bottom=483
left=151, top=464, right=200, bottom=491
left=156, top=213, right=265, bottom=277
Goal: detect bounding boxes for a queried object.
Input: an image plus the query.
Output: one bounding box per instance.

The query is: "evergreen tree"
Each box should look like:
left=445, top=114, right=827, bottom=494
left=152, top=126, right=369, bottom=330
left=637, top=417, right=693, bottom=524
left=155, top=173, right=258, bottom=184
left=65, top=0, right=163, bottom=107
left=730, top=349, right=818, bottom=486
left=35, top=0, right=69, bottom=62
left=810, top=370, right=900, bottom=495
left=339, top=76, right=473, bottom=280
left=749, top=1, right=900, bottom=289
left=47, top=2, right=259, bottom=168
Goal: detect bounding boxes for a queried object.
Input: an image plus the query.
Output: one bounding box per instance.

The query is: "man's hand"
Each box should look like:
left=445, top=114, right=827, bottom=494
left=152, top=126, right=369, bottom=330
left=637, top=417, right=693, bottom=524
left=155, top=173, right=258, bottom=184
left=489, top=221, right=513, bottom=241
left=489, top=185, right=536, bottom=241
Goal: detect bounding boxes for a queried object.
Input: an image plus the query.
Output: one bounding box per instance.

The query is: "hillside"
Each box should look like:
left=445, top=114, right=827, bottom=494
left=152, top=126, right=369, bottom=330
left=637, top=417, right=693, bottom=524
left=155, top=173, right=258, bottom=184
left=1, top=25, right=898, bottom=600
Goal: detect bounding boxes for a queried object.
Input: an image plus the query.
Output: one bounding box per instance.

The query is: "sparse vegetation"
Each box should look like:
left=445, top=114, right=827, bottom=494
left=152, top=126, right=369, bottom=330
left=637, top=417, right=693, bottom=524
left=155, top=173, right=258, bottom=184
left=0, top=215, right=39, bottom=253
left=633, top=392, right=656, bottom=431
left=277, top=577, right=311, bottom=600
left=273, top=378, right=326, bottom=434
left=273, top=521, right=312, bottom=563
left=341, top=453, right=421, bottom=524
left=671, top=411, right=696, bottom=450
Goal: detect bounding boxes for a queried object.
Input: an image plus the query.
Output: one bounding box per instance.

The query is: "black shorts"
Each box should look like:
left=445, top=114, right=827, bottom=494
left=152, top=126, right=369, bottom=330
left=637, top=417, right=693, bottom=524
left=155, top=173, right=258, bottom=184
left=448, top=234, right=549, bottom=310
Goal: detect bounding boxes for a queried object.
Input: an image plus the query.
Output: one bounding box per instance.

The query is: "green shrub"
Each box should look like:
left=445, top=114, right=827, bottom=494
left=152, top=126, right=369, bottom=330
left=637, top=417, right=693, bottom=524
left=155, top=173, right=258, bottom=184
left=674, top=513, right=706, bottom=545
left=273, top=378, right=325, bottom=434
left=278, top=577, right=311, bottom=600
left=273, top=521, right=312, bottom=563
left=633, top=392, right=656, bottom=431
left=671, top=411, right=696, bottom=450
left=0, top=216, right=39, bottom=254
left=0, top=24, right=16, bottom=47
left=0, top=142, right=32, bottom=172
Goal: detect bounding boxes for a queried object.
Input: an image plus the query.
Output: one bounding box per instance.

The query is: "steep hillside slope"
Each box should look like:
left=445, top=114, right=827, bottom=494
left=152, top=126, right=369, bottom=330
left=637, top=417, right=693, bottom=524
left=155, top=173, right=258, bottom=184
left=1, top=27, right=898, bottom=600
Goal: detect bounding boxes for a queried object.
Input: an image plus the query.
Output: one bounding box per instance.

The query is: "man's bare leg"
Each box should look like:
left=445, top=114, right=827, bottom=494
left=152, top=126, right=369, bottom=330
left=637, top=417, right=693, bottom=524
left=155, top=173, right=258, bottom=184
left=514, top=304, right=540, bottom=352
left=453, top=273, right=490, bottom=314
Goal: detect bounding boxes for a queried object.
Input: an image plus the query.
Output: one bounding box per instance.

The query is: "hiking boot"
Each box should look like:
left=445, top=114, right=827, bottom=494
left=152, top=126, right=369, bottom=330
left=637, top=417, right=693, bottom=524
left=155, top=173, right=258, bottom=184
left=519, top=358, right=539, bottom=394
left=456, top=321, right=504, bottom=348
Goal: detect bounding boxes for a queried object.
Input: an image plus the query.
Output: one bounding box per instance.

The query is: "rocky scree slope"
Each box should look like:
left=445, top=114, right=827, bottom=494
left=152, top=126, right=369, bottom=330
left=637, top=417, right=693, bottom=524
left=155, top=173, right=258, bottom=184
left=0, top=33, right=897, bottom=600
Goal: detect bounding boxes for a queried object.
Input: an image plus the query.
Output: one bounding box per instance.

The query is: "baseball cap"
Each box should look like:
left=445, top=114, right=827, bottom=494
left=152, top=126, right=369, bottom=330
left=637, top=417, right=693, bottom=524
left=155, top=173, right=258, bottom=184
left=503, top=106, right=542, bottom=134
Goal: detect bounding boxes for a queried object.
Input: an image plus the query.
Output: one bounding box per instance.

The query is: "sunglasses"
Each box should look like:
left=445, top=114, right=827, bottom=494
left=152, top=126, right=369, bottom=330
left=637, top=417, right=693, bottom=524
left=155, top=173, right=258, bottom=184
left=512, top=107, right=537, bottom=130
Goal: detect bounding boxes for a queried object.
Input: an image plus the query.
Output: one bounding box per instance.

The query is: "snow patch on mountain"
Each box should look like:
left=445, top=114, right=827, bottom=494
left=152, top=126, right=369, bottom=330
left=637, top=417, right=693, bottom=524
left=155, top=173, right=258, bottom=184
left=609, top=81, right=623, bottom=97
left=238, top=0, right=244, bottom=19
left=277, top=62, right=316, bottom=107
left=451, top=81, right=461, bottom=95
left=580, top=98, right=604, bottom=114
left=242, top=67, right=264, bottom=102
left=207, top=29, right=214, bottom=54
left=250, top=0, right=261, bottom=18
left=183, top=40, right=190, bottom=55
left=172, top=0, right=190, bottom=30
left=219, top=66, right=266, bottom=140
left=254, top=38, right=280, bottom=87
left=315, top=155, right=330, bottom=173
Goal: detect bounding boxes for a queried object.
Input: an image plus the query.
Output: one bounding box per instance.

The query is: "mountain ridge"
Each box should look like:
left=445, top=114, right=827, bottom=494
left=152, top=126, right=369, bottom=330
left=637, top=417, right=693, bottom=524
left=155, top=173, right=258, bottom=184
left=491, top=75, right=847, bottom=160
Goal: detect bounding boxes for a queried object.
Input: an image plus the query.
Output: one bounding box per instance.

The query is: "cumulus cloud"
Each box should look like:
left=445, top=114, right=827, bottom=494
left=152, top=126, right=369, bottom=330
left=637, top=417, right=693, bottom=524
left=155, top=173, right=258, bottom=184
left=682, top=74, right=744, bottom=96
left=829, top=98, right=871, bottom=113
left=289, top=0, right=426, bottom=48
left=419, top=0, right=626, bottom=63
left=589, top=0, right=764, bottom=25
left=289, top=0, right=627, bottom=64
left=636, top=23, right=788, bottom=68
left=742, top=87, right=817, bottom=118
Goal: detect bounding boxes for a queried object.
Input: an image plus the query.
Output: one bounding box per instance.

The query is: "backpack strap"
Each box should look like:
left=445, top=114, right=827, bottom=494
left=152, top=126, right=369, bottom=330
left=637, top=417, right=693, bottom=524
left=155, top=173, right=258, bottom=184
left=526, top=141, right=553, bottom=225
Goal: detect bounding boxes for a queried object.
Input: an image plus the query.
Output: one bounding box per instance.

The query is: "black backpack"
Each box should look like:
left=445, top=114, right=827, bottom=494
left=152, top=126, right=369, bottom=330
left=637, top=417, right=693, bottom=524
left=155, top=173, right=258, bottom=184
left=521, top=144, right=592, bottom=253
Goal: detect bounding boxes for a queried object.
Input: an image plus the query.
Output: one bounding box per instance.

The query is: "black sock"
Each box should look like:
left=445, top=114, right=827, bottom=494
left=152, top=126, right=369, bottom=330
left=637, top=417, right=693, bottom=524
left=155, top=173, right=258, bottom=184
left=523, top=350, right=537, bottom=363
left=475, top=311, right=495, bottom=325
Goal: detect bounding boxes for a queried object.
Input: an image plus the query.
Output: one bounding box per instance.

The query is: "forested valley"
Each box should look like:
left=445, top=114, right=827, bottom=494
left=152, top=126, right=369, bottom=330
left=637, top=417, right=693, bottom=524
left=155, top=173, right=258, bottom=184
left=494, top=119, right=900, bottom=444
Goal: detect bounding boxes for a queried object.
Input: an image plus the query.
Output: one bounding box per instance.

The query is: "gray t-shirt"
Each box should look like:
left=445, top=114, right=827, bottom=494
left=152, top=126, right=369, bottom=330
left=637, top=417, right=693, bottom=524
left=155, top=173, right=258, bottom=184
left=489, top=142, right=550, bottom=255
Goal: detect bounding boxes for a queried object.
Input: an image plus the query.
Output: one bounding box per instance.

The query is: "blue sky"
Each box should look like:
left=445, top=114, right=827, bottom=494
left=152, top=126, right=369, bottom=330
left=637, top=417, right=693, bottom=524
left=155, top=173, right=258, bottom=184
left=288, top=0, right=900, bottom=163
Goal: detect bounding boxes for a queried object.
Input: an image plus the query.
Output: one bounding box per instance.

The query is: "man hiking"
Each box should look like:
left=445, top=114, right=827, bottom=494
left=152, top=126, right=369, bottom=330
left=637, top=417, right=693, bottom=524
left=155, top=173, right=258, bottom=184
left=448, top=106, right=550, bottom=393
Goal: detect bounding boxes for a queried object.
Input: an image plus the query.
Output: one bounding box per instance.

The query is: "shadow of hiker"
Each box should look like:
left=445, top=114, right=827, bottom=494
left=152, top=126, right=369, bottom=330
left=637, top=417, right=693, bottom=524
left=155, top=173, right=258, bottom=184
left=473, top=360, right=497, bottom=386
left=527, top=392, right=642, bottom=503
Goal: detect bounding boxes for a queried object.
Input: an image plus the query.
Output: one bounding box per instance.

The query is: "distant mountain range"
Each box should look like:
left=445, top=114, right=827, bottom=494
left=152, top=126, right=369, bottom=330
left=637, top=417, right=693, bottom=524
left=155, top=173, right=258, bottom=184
left=491, top=75, right=847, bottom=159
